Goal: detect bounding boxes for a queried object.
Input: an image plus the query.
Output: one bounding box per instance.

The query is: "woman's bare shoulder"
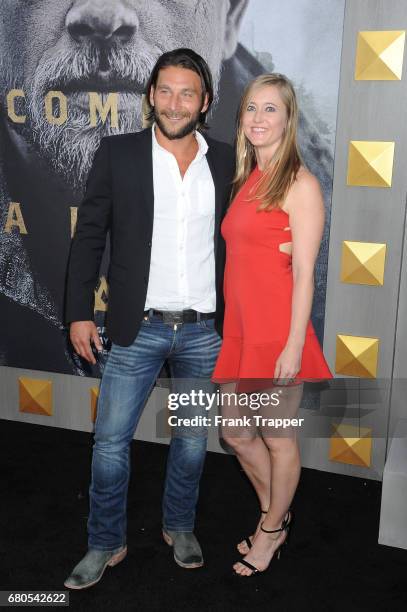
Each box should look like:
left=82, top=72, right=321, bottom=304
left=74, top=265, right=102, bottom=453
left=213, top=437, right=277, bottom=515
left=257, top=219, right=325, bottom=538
left=294, top=166, right=321, bottom=192
left=283, top=167, right=323, bottom=213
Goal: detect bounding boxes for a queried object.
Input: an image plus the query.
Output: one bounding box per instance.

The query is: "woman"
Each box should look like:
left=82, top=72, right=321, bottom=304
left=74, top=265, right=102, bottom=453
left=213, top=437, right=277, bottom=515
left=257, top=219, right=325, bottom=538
left=212, top=74, right=333, bottom=576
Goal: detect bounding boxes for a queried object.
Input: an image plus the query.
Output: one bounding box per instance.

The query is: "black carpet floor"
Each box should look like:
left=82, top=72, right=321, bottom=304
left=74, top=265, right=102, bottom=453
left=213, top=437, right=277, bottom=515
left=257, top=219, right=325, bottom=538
left=1, top=418, right=406, bottom=612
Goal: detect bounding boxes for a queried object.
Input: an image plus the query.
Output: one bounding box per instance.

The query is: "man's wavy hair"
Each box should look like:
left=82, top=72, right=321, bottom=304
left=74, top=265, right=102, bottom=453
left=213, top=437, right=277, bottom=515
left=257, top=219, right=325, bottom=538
left=144, top=48, right=214, bottom=130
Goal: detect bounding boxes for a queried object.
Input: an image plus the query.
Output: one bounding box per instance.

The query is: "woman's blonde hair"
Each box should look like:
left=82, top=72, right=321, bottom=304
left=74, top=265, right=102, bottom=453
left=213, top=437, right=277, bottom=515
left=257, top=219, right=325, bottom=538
left=232, top=73, right=303, bottom=211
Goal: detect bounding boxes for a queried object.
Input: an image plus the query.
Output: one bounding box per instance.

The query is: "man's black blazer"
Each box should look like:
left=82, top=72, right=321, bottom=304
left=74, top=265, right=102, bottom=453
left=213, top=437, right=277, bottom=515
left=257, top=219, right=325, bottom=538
left=65, top=127, right=235, bottom=346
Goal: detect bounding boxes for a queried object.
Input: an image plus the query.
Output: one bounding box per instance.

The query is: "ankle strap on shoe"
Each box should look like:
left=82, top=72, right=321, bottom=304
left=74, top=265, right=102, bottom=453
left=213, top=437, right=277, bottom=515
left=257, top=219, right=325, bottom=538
left=261, top=510, right=292, bottom=534
left=282, top=510, right=292, bottom=529
left=260, top=522, right=285, bottom=534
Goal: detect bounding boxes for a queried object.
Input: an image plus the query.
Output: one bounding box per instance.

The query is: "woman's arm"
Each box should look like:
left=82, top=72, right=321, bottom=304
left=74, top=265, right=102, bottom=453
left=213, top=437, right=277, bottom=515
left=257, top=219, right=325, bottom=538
left=274, top=170, right=325, bottom=381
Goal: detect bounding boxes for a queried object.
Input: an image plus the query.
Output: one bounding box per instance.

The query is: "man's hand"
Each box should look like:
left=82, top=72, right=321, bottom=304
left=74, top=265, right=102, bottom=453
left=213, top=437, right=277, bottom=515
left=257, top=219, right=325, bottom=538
left=70, top=321, right=103, bottom=365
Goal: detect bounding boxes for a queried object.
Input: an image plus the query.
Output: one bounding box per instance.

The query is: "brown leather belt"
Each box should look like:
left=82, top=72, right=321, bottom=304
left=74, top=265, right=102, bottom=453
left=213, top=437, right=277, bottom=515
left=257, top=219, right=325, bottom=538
left=143, top=309, right=215, bottom=325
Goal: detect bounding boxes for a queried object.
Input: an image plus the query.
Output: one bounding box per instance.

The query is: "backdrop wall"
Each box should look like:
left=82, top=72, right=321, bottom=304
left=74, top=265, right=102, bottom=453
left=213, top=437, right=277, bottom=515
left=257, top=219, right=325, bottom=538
left=3, top=0, right=406, bottom=486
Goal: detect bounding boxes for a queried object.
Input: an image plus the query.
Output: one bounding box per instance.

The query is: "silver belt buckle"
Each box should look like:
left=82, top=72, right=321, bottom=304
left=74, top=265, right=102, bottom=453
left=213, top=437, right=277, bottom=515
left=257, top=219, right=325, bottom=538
left=162, top=310, right=184, bottom=325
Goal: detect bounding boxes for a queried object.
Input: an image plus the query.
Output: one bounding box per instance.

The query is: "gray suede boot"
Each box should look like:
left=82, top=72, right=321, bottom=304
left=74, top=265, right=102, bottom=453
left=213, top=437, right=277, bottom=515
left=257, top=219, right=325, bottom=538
left=64, top=546, right=127, bottom=589
left=162, top=530, right=203, bottom=568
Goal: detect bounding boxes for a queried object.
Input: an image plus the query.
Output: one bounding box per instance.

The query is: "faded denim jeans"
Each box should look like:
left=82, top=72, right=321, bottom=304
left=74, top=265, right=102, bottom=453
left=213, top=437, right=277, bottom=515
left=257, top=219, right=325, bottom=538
left=87, top=314, right=221, bottom=551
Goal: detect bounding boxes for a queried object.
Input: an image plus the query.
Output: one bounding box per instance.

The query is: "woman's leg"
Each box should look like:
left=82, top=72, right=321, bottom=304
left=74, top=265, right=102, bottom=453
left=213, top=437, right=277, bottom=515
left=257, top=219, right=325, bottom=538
left=220, top=383, right=272, bottom=551
left=233, top=383, right=303, bottom=576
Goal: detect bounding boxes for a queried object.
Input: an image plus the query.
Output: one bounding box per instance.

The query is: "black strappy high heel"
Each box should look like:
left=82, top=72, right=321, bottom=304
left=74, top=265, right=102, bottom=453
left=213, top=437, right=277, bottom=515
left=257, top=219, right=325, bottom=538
left=238, top=508, right=268, bottom=553
left=234, top=510, right=292, bottom=576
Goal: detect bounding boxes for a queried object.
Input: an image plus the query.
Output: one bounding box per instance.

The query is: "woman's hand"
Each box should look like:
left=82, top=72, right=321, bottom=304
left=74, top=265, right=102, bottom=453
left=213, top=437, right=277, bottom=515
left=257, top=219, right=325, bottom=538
left=274, top=342, right=303, bottom=384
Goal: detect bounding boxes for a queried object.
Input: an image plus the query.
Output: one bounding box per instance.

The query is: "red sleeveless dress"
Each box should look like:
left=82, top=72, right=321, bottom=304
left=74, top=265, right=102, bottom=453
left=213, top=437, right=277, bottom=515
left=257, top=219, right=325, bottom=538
left=212, top=166, right=332, bottom=389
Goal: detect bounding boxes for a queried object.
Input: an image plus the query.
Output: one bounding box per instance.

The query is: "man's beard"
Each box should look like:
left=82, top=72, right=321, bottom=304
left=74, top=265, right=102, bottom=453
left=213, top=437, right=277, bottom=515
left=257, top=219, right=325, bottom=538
left=154, top=108, right=201, bottom=140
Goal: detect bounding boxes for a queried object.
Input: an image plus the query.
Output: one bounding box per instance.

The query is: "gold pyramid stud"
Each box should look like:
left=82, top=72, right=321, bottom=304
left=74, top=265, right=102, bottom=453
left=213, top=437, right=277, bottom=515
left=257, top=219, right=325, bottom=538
left=90, top=387, right=100, bottom=423
left=329, top=423, right=372, bottom=467
left=341, top=241, right=386, bottom=285
left=347, top=141, right=394, bottom=187
left=335, top=335, right=379, bottom=378
left=355, top=30, right=405, bottom=80
left=19, top=377, right=53, bottom=416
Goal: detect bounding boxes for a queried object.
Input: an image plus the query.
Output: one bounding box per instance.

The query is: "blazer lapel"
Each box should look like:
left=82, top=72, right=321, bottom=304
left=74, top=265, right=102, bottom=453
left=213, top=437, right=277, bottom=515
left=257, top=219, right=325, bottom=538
left=205, top=143, right=223, bottom=256
left=130, top=128, right=154, bottom=228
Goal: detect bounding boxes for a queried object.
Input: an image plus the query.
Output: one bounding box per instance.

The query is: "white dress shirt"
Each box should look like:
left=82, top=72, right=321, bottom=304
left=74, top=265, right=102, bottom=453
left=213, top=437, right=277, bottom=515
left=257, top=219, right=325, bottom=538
left=144, top=125, right=216, bottom=312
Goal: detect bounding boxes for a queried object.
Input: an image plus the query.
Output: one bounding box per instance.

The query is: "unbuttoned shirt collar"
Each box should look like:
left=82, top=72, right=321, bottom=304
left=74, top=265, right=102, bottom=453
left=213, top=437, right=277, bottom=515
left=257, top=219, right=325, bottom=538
left=152, top=123, right=209, bottom=162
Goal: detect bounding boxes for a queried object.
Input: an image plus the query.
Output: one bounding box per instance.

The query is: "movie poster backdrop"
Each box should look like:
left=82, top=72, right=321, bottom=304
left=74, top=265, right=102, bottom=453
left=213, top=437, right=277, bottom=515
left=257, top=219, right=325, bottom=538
left=0, top=0, right=345, bottom=376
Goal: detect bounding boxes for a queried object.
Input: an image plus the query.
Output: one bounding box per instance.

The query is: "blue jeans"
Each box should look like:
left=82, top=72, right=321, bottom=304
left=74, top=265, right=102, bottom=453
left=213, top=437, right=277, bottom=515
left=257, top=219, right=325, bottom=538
left=88, top=314, right=221, bottom=551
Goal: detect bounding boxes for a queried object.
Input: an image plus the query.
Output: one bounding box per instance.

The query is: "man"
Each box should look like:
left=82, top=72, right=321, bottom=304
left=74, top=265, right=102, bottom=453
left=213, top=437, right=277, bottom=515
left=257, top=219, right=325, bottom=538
left=63, top=48, right=235, bottom=589
left=0, top=0, right=332, bottom=376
